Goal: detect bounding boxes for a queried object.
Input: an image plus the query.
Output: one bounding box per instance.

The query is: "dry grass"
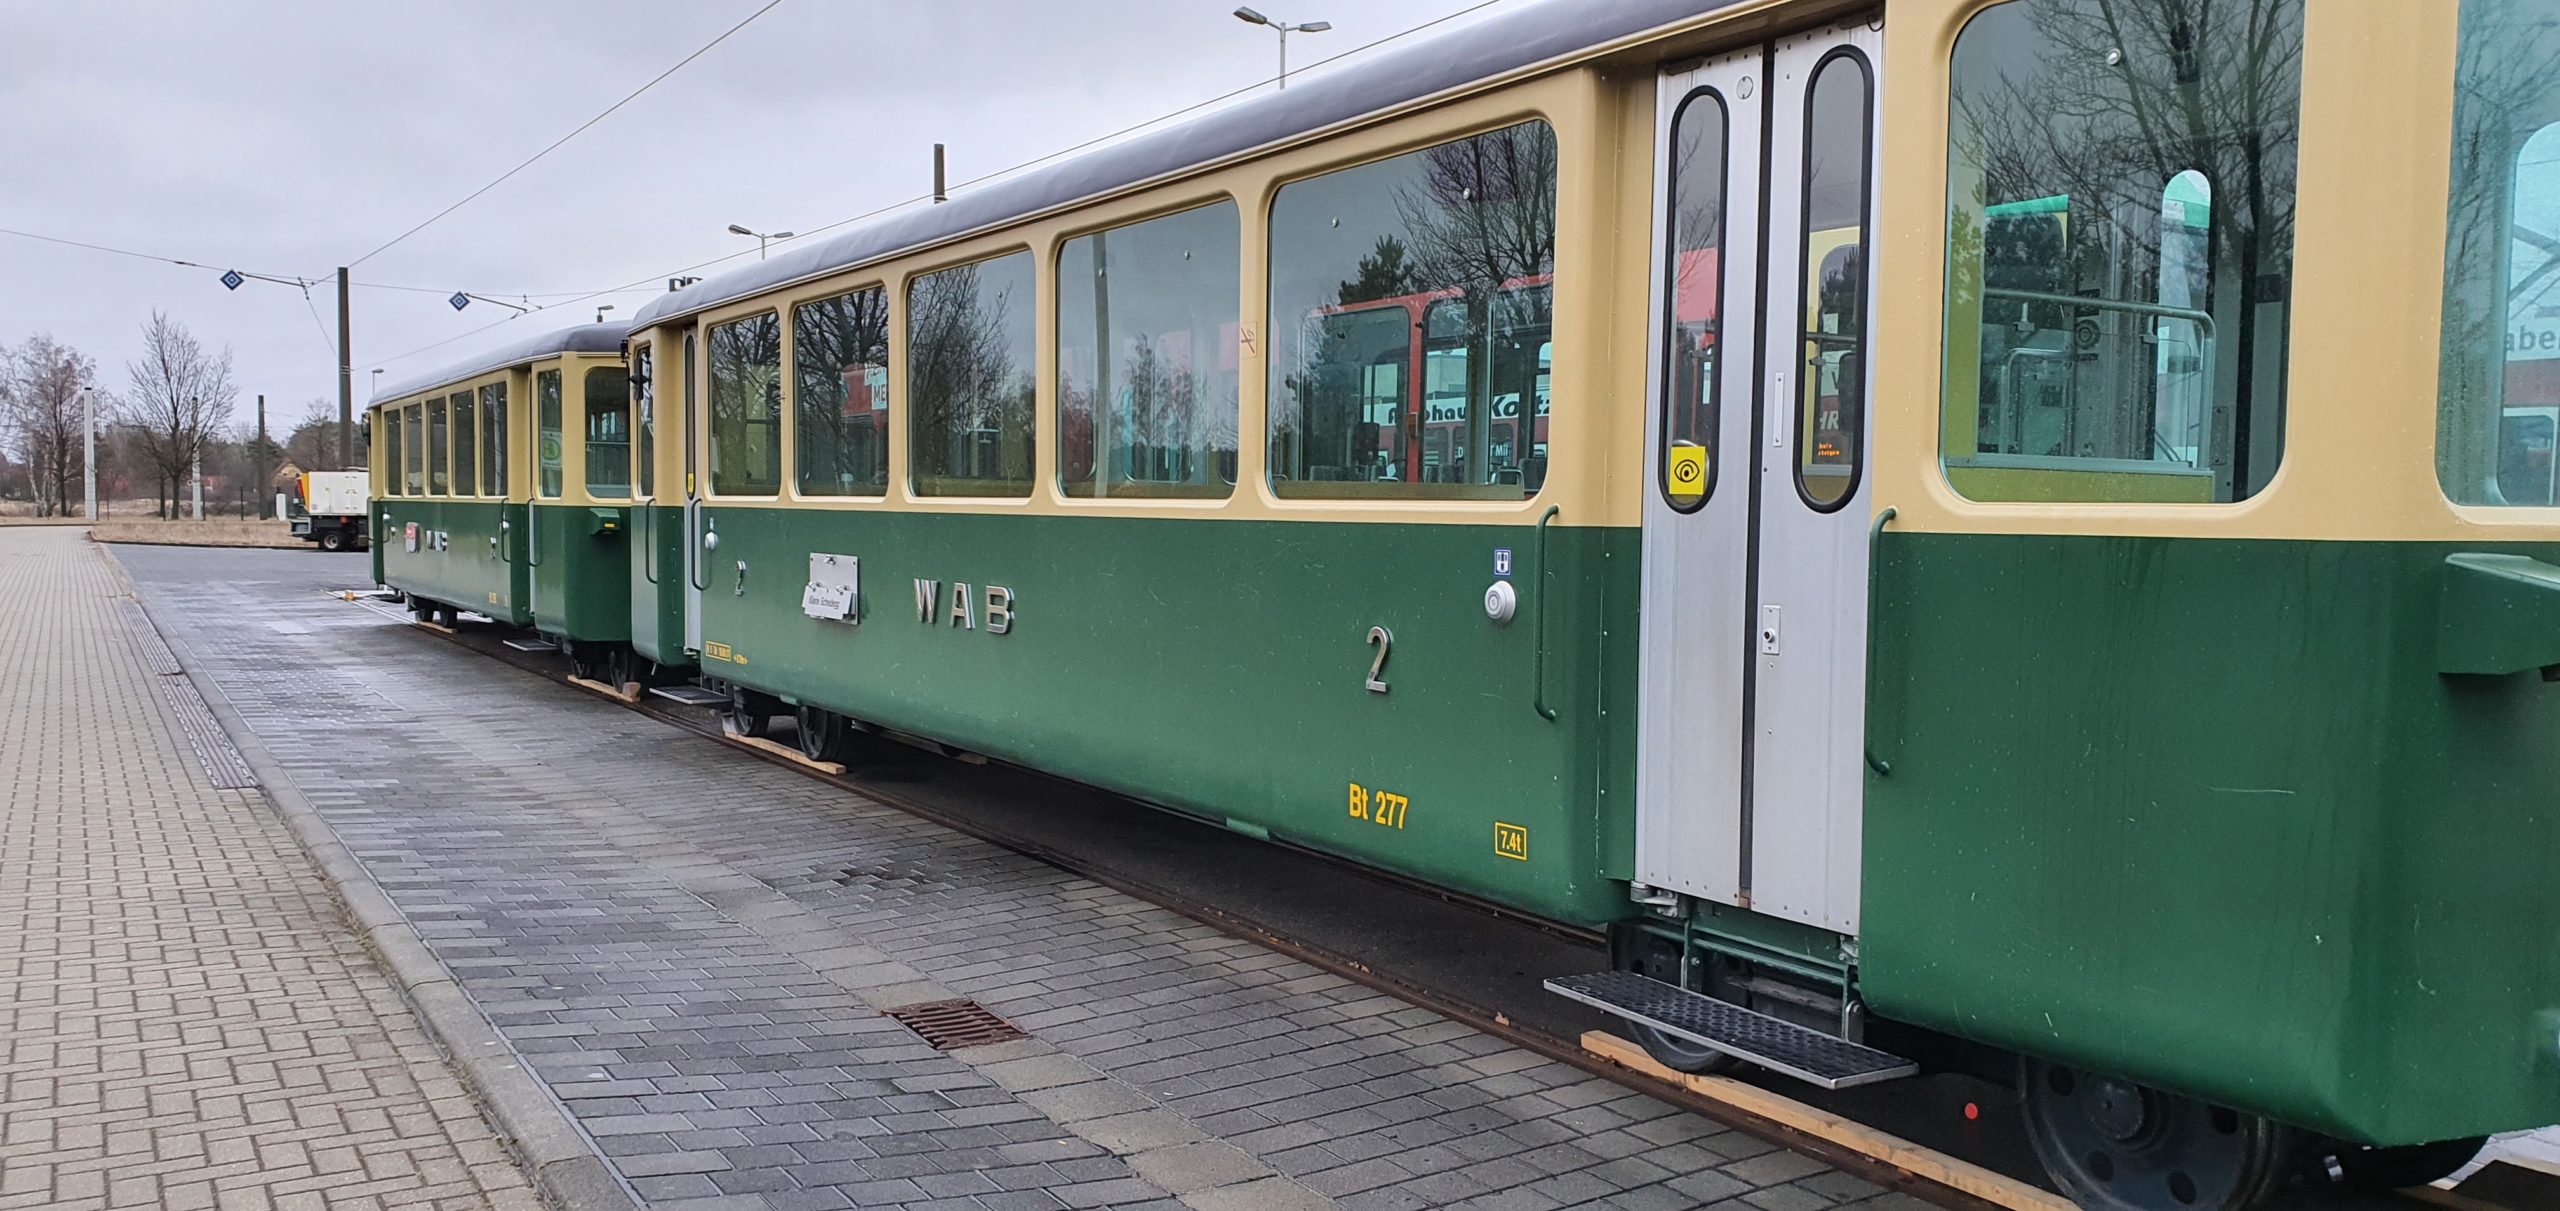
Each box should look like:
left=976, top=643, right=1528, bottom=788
left=88, top=518, right=304, bottom=549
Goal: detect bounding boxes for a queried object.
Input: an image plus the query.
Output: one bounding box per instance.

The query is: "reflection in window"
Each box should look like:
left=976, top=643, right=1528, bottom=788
left=452, top=391, right=479, bottom=496
left=1941, top=0, right=2301, bottom=503
left=909, top=252, right=1036, bottom=497
left=794, top=287, right=891, bottom=496
left=585, top=368, right=631, bottom=499
left=709, top=313, right=782, bottom=496
left=481, top=382, right=508, bottom=497
left=537, top=370, right=565, bottom=499
left=427, top=396, right=450, bottom=495
left=1060, top=201, right=1241, bottom=498
left=632, top=344, right=655, bottom=498
left=1269, top=121, right=1559, bottom=499
left=2440, top=0, right=2560, bottom=506
left=384, top=407, right=404, bottom=496
left=404, top=404, right=423, bottom=495
left=1796, top=53, right=1871, bottom=511
left=1663, top=89, right=1727, bottom=512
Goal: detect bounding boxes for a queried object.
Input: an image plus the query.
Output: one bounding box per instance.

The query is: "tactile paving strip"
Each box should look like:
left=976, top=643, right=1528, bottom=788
left=115, top=593, right=257, bottom=790
left=116, top=596, right=184, bottom=676
left=883, top=998, right=1028, bottom=1050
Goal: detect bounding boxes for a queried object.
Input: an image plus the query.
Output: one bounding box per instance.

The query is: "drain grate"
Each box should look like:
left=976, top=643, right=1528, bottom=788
left=884, top=999, right=1026, bottom=1050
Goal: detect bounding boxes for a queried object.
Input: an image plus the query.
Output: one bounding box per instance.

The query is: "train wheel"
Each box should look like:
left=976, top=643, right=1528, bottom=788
left=2021, top=1059, right=2293, bottom=1211
left=721, top=686, right=772, bottom=739
left=605, top=646, right=636, bottom=690
left=796, top=704, right=849, bottom=764
left=2312, top=1136, right=2486, bottom=1191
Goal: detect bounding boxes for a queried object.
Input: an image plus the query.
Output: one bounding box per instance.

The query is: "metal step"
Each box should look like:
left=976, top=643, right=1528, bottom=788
left=502, top=638, right=557, bottom=652
left=1546, top=970, right=1915, bottom=1090
left=649, top=685, right=729, bottom=707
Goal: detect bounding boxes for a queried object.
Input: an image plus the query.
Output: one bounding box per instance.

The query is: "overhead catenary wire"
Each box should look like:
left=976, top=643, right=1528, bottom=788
left=344, top=0, right=788, bottom=269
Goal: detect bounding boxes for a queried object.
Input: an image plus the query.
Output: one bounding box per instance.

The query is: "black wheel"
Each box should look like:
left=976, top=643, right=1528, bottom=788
left=721, top=685, right=773, bottom=739
left=2312, top=1136, right=2486, bottom=1191
left=2021, top=1059, right=2294, bottom=1211
left=796, top=704, right=850, bottom=763
left=1631, top=1024, right=1742, bottom=1077
left=566, top=643, right=602, bottom=682
left=604, top=646, right=636, bottom=689
left=317, top=528, right=346, bottom=552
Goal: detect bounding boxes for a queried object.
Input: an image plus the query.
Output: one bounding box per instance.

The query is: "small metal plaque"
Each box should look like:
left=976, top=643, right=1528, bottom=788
left=804, top=553, right=858, bottom=622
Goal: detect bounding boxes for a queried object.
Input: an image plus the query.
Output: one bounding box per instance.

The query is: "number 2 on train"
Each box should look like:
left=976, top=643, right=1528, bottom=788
left=1364, top=626, right=1392, bottom=694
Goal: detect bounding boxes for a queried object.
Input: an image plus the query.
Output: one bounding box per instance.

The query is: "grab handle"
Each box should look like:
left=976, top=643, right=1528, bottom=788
left=1863, top=507, right=1897, bottom=777
left=1533, top=505, right=1560, bottom=723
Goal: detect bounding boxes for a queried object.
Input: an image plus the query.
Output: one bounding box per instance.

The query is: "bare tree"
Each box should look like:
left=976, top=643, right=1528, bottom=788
left=120, top=311, right=236, bottom=519
left=0, top=334, right=98, bottom=517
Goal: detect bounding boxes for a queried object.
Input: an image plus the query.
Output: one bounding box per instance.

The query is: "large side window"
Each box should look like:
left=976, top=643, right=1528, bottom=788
left=1662, top=90, right=1728, bottom=512
left=452, top=389, right=479, bottom=497
left=2440, top=0, right=2560, bottom=507
left=383, top=406, right=404, bottom=496
left=1268, top=121, right=1558, bottom=499
left=632, top=343, right=655, bottom=498
left=709, top=313, right=783, bottom=496
left=482, top=382, right=508, bottom=497
left=909, top=252, right=1036, bottom=497
left=404, top=404, right=424, bottom=496
left=426, top=395, right=450, bottom=495
left=794, top=287, right=891, bottom=496
left=584, top=367, right=632, bottom=500
left=536, top=370, right=564, bottom=499
left=1059, top=201, right=1241, bottom=498
left=1940, top=0, right=2302, bottom=504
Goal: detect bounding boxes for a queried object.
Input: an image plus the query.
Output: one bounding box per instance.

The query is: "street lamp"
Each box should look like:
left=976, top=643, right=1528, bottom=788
left=1233, top=7, right=1329, bottom=89
left=596, top=304, right=616, bottom=324
left=726, top=223, right=794, bottom=260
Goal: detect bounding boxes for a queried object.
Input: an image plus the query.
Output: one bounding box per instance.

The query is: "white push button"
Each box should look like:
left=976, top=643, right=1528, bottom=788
left=1484, top=581, right=1518, bottom=625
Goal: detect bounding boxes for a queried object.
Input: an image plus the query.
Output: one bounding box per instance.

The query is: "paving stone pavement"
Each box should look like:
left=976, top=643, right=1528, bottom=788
left=0, top=527, right=539, bottom=1211
left=110, top=543, right=1948, bottom=1211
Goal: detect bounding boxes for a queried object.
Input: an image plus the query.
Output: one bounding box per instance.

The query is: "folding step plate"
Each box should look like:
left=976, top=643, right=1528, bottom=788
left=502, top=638, right=557, bottom=652
left=649, top=685, right=729, bottom=707
left=1546, top=970, right=1915, bottom=1090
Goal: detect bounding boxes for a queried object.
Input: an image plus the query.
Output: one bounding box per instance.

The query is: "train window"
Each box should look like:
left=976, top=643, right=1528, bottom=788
left=708, top=312, right=782, bottom=496
left=403, top=404, right=423, bottom=496
left=536, top=370, right=564, bottom=499
left=426, top=395, right=450, bottom=496
left=632, top=343, right=655, bottom=498
left=909, top=251, right=1036, bottom=497
left=383, top=407, right=404, bottom=497
left=481, top=382, right=508, bottom=497
left=1058, top=200, right=1242, bottom=499
left=1794, top=54, right=1870, bottom=512
left=1661, top=88, right=1727, bottom=513
left=584, top=368, right=631, bottom=500
left=452, top=390, right=479, bottom=496
left=1267, top=121, right=1558, bottom=499
left=1940, top=0, right=2301, bottom=504
left=2438, top=0, right=2560, bottom=507
left=793, top=286, right=891, bottom=497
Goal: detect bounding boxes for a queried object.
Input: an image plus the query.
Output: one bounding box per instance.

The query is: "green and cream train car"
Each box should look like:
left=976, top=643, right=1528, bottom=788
left=603, top=0, right=2560, bottom=1205
left=370, top=324, right=650, bottom=683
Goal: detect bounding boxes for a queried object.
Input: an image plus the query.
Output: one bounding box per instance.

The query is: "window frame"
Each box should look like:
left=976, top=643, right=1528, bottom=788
left=535, top=368, right=566, bottom=501
left=582, top=363, right=633, bottom=501
left=479, top=379, right=509, bottom=499
left=905, top=247, right=1040, bottom=500
left=1054, top=196, right=1244, bottom=503
left=788, top=282, right=894, bottom=501
left=704, top=308, right=786, bottom=500
left=1789, top=45, right=1874, bottom=516
left=1660, top=84, right=1731, bottom=516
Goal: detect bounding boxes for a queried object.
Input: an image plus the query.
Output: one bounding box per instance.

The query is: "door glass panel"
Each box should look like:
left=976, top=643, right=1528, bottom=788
left=584, top=368, right=631, bottom=499
left=537, top=370, right=564, bottom=499
left=1663, top=89, right=1728, bottom=512
left=1795, top=50, right=1871, bottom=512
left=633, top=344, right=655, bottom=498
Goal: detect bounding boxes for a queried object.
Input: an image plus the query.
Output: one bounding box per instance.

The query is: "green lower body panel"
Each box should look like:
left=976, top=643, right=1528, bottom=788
left=528, top=502, right=632, bottom=646
left=1862, top=532, right=2560, bottom=1146
left=688, top=505, right=1638, bottom=926
left=627, top=504, right=690, bottom=671
left=375, top=499, right=529, bottom=626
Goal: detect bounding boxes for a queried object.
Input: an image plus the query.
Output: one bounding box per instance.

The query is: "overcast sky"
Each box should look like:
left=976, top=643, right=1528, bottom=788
left=0, top=0, right=1495, bottom=437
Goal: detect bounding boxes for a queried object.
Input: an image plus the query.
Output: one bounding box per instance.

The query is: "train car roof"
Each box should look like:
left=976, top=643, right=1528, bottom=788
left=372, top=322, right=628, bottom=405
left=632, top=0, right=1745, bottom=330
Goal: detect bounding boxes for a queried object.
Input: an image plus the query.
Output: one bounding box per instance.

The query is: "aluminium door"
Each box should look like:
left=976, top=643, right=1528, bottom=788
left=1635, top=19, right=1882, bottom=935
left=682, top=328, right=705, bottom=655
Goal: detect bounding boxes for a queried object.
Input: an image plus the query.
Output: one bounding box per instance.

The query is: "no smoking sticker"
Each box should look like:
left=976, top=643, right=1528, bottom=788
left=1667, top=443, right=1707, bottom=506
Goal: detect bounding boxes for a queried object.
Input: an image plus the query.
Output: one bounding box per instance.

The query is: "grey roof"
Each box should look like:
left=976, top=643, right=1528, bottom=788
left=632, top=0, right=1738, bottom=330
left=373, top=322, right=628, bottom=405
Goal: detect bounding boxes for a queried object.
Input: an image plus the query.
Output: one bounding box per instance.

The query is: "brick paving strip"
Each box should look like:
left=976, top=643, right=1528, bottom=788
left=111, top=541, right=1933, bottom=1211
left=0, top=526, right=540, bottom=1211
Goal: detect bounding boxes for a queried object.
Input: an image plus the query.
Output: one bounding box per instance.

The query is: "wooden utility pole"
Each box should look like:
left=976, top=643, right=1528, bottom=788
left=336, top=267, right=352, bottom=470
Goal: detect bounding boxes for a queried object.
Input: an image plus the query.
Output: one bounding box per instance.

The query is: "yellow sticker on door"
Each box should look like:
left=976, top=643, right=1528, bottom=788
left=1494, top=822, right=1529, bottom=861
left=1667, top=443, right=1707, bottom=507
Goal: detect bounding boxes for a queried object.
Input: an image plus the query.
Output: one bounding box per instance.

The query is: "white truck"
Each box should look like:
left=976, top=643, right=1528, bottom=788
left=287, top=470, right=370, bottom=552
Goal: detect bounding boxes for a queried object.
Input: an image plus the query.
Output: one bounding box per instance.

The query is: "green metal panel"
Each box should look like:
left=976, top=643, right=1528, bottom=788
left=689, top=505, right=1639, bottom=925
left=527, top=502, right=633, bottom=645
left=1862, top=531, right=2560, bottom=1146
left=626, top=504, right=691, bottom=670
left=375, top=499, right=530, bottom=625
left=2437, top=552, right=2560, bottom=676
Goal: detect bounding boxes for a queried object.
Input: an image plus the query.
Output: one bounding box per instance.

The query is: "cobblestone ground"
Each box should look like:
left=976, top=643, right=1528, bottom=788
left=0, top=528, right=538, bottom=1211
left=115, top=543, right=1935, bottom=1211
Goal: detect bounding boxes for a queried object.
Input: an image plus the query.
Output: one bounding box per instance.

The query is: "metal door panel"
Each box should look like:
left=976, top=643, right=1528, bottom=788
left=1635, top=49, right=1764, bottom=906
left=681, top=328, right=704, bottom=655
